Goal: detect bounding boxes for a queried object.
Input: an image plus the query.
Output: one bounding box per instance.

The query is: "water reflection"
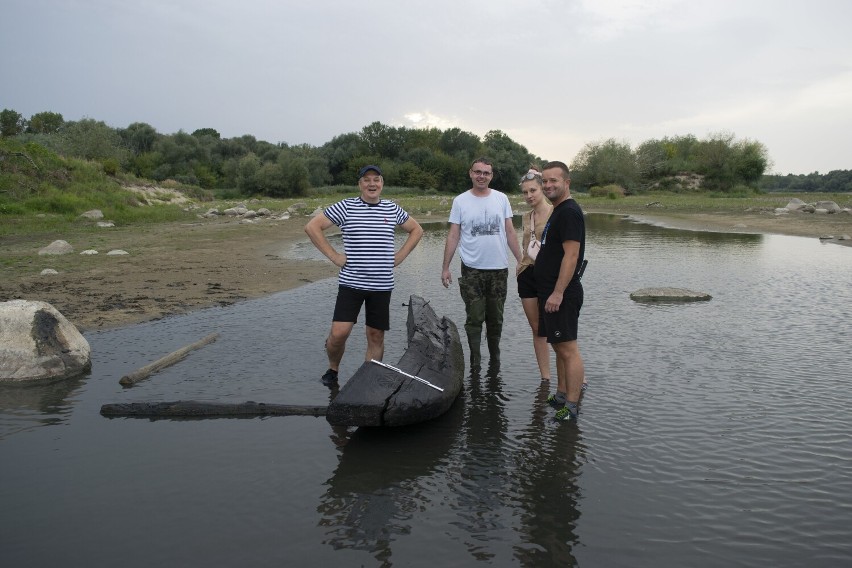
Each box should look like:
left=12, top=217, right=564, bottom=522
left=451, top=363, right=512, bottom=562
left=318, top=399, right=463, bottom=566
left=512, top=381, right=584, bottom=567
left=1, top=214, right=851, bottom=567
left=0, top=376, right=85, bottom=439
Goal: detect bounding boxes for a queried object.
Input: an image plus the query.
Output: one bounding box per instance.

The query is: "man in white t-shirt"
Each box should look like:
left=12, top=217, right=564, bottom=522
left=441, top=157, right=523, bottom=370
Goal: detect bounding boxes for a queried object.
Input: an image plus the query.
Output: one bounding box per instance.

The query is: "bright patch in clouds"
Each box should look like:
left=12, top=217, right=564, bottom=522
left=402, top=112, right=457, bottom=130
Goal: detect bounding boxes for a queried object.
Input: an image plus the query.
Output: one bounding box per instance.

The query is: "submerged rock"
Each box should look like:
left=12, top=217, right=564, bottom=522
left=630, top=287, right=712, bottom=303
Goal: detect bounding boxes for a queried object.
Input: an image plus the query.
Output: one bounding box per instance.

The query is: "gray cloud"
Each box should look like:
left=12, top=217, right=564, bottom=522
left=3, top=0, right=850, bottom=174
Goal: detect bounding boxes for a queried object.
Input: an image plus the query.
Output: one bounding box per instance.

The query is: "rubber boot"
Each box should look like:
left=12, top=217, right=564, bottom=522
left=466, top=332, right=482, bottom=371
left=484, top=290, right=504, bottom=366
left=486, top=334, right=501, bottom=364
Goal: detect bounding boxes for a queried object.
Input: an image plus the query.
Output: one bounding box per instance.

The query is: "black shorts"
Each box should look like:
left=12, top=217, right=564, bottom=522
left=538, top=285, right=583, bottom=343
left=332, top=285, right=392, bottom=330
left=516, top=266, right=538, bottom=299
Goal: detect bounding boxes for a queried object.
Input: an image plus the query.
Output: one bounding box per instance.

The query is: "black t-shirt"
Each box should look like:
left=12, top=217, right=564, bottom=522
left=533, top=198, right=585, bottom=296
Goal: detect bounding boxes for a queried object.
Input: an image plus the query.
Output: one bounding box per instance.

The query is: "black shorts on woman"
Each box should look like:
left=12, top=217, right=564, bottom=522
left=516, top=265, right=539, bottom=299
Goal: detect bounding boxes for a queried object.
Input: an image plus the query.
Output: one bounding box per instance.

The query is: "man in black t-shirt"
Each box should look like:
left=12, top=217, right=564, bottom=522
left=534, top=161, right=586, bottom=421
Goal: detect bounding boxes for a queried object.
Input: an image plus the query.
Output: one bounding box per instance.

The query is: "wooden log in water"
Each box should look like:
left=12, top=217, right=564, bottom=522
left=119, top=332, right=220, bottom=386
left=100, top=400, right=327, bottom=418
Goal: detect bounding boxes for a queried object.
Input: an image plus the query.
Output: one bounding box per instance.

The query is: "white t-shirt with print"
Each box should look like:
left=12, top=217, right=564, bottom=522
left=448, top=189, right=514, bottom=270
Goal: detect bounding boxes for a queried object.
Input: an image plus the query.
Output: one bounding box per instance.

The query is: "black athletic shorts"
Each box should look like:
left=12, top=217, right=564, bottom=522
left=332, top=285, right=392, bottom=330
left=538, top=285, right=583, bottom=343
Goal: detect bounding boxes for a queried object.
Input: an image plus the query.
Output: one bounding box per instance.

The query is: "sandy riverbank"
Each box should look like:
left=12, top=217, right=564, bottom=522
left=1, top=208, right=849, bottom=332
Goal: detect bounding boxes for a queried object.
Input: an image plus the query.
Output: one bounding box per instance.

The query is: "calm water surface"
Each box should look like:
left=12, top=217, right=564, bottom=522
left=2, top=214, right=851, bottom=567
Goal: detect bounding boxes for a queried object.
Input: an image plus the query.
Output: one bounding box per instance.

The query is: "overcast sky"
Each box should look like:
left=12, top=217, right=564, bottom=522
left=4, top=0, right=851, bottom=175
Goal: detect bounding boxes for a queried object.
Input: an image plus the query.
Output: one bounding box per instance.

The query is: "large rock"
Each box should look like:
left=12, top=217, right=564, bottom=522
left=79, top=209, right=104, bottom=219
left=814, top=201, right=842, bottom=214
left=785, top=198, right=807, bottom=211
left=0, top=300, right=91, bottom=384
left=38, top=240, right=73, bottom=255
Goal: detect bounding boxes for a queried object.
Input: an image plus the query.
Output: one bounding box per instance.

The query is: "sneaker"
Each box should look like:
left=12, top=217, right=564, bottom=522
left=554, top=404, right=578, bottom=422
left=546, top=394, right=564, bottom=409
left=321, top=368, right=338, bottom=386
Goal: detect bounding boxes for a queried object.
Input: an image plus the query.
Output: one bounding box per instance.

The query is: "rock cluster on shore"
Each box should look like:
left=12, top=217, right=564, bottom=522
left=198, top=201, right=315, bottom=222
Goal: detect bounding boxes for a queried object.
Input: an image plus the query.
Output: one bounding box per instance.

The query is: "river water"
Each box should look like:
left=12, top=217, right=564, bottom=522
left=2, top=213, right=851, bottom=567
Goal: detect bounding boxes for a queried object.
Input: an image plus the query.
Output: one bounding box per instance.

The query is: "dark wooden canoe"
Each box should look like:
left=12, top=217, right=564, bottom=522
left=325, top=295, right=464, bottom=427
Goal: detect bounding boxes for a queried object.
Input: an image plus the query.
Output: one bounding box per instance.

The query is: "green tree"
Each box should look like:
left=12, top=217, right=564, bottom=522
left=220, top=157, right=241, bottom=189
left=570, top=138, right=638, bottom=190
left=60, top=118, right=126, bottom=162
left=360, top=121, right=404, bottom=159
left=236, top=153, right=261, bottom=194
left=128, top=151, right=160, bottom=179
left=662, top=134, right=701, bottom=172
left=1, top=109, right=26, bottom=137
left=482, top=129, right=538, bottom=193
left=286, top=143, right=329, bottom=186
left=321, top=132, right=361, bottom=184
left=276, top=152, right=310, bottom=197
left=438, top=127, right=482, bottom=162
left=694, top=132, right=736, bottom=190
left=401, top=127, right=442, bottom=154
left=26, top=111, right=64, bottom=134
left=635, top=138, right=672, bottom=181
left=120, top=122, right=159, bottom=155
left=732, top=139, right=770, bottom=186
left=423, top=150, right=468, bottom=192
left=254, top=162, right=287, bottom=196
left=192, top=128, right=220, bottom=139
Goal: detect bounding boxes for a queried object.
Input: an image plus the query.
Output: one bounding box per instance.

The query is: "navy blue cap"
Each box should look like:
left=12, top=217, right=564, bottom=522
left=358, top=165, right=382, bottom=178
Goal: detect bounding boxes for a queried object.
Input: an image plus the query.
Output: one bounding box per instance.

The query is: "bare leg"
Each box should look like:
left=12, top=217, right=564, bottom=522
left=325, top=321, right=354, bottom=371
left=521, top=297, right=550, bottom=380
left=365, top=326, right=385, bottom=362
left=552, top=340, right=584, bottom=403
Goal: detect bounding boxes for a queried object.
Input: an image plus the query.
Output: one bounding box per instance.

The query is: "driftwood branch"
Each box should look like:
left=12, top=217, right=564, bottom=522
left=0, top=150, right=40, bottom=171
left=100, top=401, right=327, bottom=418
left=119, top=332, right=219, bottom=386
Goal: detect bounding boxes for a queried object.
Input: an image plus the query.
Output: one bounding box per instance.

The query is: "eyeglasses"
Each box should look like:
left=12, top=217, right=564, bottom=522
left=471, top=170, right=493, bottom=177
left=519, top=171, right=541, bottom=182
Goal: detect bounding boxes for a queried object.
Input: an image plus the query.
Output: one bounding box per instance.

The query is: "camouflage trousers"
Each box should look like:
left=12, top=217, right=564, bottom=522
left=458, top=264, right=508, bottom=361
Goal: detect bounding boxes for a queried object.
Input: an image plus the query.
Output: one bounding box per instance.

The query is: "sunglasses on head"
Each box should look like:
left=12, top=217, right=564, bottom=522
left=519, top=171, right=541, bottom=182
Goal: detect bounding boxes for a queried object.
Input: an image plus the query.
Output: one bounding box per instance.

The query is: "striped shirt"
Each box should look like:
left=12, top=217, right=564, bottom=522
left=323, top=197, right=410, bottom=291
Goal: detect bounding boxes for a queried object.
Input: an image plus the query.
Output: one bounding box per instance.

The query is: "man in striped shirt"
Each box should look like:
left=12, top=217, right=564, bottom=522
left=305, top=165, right=423, bottom=386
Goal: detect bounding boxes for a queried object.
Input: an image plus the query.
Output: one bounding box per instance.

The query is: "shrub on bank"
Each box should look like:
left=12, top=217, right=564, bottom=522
left=589, top=184, right=625, bottom=199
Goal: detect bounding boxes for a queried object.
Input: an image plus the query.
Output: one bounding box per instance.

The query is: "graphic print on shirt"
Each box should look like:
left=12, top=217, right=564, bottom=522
left=471, top=211, right=503, bottom=236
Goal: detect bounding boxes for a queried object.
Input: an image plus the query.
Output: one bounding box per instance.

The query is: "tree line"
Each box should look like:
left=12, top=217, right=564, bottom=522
left=6, top=106, right=841, bottom=198
left=1, top=109, right=541, bottom=197
left=759, top=170, right=852, bottom=193
left=569, top=133, right=774, bottom=193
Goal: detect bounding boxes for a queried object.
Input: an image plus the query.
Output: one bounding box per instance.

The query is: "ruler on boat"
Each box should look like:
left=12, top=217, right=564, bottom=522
left=370, top=359, right=444, bottom=392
